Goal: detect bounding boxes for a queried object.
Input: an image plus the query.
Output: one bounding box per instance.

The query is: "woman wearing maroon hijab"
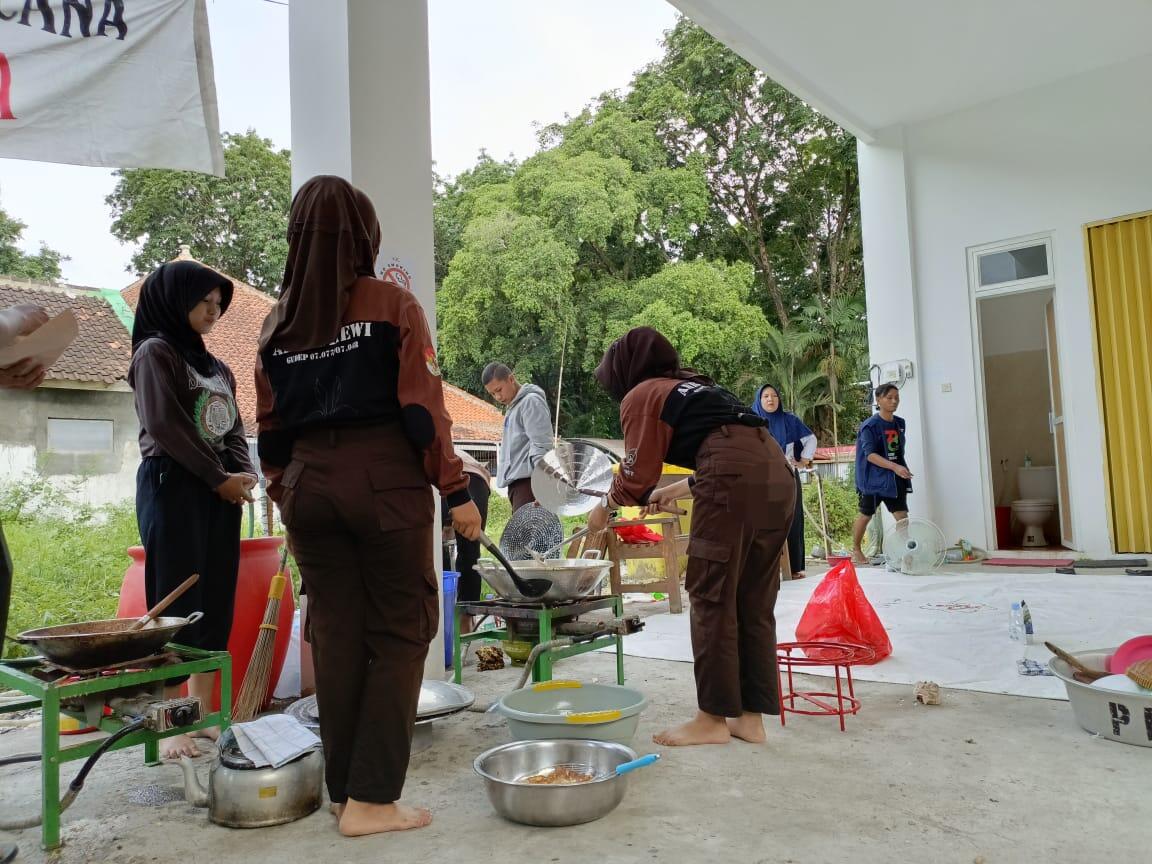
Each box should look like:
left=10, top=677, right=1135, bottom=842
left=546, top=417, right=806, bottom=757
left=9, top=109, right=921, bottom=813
left=588, top=327, right=795, bottom=746
left=256, top=176, right=480, bottom=837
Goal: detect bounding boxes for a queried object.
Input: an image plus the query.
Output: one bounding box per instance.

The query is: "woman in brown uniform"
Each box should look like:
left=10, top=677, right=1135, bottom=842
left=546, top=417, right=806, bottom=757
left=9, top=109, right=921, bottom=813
left=587, top=327, right=795, bottom=746
left=255, top=176, right=481, bottom=837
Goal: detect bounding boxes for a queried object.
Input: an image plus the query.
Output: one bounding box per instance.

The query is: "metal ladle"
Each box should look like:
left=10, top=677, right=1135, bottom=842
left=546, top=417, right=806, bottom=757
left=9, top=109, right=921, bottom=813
left=478, top=530, right=552, bottom=598
left=529, top=526, right=597, bottom=562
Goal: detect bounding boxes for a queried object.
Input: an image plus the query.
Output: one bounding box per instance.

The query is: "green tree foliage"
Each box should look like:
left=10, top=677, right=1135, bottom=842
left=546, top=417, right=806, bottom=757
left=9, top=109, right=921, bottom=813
left=434, top=151, right=518, bottom=288
left=0, top=205, right=67, bottom=280
left=435, top=19, right=869, bottom=443
left=106, top=131, right=291, bottom=292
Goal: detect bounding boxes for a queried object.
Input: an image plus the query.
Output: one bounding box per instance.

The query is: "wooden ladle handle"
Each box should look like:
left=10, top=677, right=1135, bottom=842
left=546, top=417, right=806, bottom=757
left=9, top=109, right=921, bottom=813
left=1044, top=641, right=1107, bottom=681
left=128, top=574, right=199, bottom=631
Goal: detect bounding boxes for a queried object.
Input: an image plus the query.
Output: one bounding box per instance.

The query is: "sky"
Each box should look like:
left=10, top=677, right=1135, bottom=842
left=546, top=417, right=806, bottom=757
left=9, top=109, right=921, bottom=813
left=0, top=0, right=678, bottom=291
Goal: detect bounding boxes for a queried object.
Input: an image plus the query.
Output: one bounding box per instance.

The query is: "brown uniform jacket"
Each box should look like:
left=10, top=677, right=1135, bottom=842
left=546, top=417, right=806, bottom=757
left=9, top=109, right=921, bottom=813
left=255, top=276, right=469, bottom=508
left=610, top=377, right=760, bottom=507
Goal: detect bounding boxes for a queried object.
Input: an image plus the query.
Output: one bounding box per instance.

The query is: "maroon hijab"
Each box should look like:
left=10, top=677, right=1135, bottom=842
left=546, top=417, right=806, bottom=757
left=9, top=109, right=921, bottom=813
left=594, top=326, right=713, bottom=402
left=258, top=175, right=382, bottom=353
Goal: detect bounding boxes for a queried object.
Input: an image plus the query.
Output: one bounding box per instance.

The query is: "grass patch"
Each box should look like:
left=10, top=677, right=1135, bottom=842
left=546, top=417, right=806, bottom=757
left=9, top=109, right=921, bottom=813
left=3, top=500, right=141, bottom=659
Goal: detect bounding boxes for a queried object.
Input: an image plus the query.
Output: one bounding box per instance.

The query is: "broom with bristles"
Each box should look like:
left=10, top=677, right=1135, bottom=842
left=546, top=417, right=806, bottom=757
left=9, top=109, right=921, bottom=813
left=233, top=543, right=291, bottom=722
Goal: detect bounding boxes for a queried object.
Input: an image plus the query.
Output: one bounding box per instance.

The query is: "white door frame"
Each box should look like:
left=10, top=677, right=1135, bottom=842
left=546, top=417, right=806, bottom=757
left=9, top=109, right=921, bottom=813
left=967, top=233, right=1068, bottom=550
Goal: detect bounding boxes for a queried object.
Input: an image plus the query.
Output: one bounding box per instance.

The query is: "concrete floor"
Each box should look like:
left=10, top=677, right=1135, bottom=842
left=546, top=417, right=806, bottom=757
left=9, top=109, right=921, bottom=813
left=2, top=635, right=1149, bottom=864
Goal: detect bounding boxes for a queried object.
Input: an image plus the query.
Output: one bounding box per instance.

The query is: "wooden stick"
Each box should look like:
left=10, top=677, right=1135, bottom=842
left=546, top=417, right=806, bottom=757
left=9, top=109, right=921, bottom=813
left=128, top=574, right=199, bottom=631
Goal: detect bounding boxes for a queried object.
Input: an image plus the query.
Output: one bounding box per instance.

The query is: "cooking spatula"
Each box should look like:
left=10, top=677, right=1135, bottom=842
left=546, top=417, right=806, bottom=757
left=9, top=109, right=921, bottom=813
left=128, top=574, right=199, bottom=631
left=478, top=530, right=551, bottom=598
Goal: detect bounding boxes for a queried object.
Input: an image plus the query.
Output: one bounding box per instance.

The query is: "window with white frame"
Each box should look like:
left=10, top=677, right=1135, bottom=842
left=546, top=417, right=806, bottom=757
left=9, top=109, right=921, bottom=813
left=46, top=418, right=114, bottom=454
left=976, top=243, right=1050, bottom=288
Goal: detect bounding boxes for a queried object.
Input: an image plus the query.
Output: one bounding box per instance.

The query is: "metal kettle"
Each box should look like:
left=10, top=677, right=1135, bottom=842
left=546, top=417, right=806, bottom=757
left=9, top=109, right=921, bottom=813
left=177, top=728, right=324, bottom=828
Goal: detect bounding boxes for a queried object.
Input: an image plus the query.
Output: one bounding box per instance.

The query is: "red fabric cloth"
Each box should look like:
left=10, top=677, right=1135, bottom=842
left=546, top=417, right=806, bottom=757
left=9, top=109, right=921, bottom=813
left=613, top=523, right=665, bottom=545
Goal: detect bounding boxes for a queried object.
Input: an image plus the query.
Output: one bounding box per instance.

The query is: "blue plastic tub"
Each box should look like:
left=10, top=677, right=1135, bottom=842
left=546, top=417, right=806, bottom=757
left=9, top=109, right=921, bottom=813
left=442, top=570, right=459, bottom=667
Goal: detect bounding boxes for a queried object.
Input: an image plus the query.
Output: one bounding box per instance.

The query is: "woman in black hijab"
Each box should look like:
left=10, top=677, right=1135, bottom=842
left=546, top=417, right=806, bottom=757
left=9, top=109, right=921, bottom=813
left=129, top=260, right=256, bottom=759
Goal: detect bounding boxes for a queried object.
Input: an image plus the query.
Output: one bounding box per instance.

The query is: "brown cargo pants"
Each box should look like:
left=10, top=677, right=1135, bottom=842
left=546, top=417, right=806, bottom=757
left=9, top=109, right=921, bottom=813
left=279, top=423, right=438, bottom=805
left=686, top=424, right=796, bottom=717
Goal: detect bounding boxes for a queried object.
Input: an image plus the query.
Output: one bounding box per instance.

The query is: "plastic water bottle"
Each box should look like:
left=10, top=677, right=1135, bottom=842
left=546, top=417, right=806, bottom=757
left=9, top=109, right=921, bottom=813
left=1020, top=600, right=1034, bottom=644
left=1008, top=602, right=1024, bottom=641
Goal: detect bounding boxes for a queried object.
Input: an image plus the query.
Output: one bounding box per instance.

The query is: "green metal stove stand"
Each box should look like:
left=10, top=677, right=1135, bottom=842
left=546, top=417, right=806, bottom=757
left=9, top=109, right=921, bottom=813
left=0, top=645, right=231, bottom=850
left=452, top=595, right=625, bottom=686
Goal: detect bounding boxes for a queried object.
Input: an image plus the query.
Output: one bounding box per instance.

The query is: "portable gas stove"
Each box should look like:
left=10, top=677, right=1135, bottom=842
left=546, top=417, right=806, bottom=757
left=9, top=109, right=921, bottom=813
left=451, top=595, right=641, bottom=685
left=0, top=645, right=230, bottom=850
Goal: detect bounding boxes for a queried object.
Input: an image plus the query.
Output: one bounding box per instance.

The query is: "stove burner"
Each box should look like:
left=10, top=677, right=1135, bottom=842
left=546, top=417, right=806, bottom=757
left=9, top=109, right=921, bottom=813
left=30, top=651, right=182, bottom=683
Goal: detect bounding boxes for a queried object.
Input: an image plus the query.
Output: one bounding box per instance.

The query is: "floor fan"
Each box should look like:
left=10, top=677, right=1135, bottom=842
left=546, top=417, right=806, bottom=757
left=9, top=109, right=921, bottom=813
left=882, top=517, right=948, bottom=575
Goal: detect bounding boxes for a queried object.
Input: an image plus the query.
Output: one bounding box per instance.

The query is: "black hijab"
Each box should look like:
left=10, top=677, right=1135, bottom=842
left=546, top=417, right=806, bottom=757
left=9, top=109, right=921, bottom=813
left=131, top=260, right=233, bottom=376
left=594, top=326, right=713, bottom=402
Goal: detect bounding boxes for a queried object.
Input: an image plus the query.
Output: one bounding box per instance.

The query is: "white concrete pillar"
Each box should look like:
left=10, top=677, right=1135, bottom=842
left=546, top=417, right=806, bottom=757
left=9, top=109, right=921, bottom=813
left=288, top=0, right=436, bottom=326
left=289, top=0, right=446, bottom=679
left=857, top=131, right=934, bottom=533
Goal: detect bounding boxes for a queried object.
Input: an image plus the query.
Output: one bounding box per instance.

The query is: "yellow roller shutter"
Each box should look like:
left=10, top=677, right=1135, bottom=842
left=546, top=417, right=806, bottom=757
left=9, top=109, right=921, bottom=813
left=1086, top=212, right=1152, bottom=552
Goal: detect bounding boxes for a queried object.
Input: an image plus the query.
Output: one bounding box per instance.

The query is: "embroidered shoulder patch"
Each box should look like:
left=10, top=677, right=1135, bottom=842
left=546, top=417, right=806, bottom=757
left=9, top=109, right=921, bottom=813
left=424, top=346, right=441, bottom=377
left=622, top=448, right=638, bottom=475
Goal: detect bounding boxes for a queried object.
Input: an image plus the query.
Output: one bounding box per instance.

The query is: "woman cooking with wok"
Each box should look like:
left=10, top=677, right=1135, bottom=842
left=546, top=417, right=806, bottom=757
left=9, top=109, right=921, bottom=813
left=586, top=327, right=795, bottom=747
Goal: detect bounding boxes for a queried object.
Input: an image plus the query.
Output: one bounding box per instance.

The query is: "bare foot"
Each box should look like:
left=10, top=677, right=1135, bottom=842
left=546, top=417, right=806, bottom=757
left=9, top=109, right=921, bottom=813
left=791, top=571, right=807, bottom=579
left=851, top=553, right=868, bottom=565
left=652, top=711, right=730, bottom=746
left=339, top=800, right=432, bottom=837
left=188, top=725, right=220, bottom=742
left=329, top=802, right=345, bottom=820
left=161, top=733, right=201, bottom=760
left=726, top=713, right=767, bottom=743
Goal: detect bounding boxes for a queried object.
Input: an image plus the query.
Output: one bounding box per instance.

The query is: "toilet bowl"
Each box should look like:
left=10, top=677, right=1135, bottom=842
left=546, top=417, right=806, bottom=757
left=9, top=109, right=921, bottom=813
left=1010, top=499, right=1055, bottom=546
left=1011, top=466, right=1057, bottom=547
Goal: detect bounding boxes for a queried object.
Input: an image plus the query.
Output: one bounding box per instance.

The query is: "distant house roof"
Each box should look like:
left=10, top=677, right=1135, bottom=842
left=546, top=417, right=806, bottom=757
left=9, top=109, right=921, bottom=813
left=0, top=277, right=130, bottom=386
left=443, top=384, right=503, bottom=443
left=814, top=444, right=855, bottom=462
left=122, top=248, right=272, bottom=435
left=122, top=248, right=505, bottom=442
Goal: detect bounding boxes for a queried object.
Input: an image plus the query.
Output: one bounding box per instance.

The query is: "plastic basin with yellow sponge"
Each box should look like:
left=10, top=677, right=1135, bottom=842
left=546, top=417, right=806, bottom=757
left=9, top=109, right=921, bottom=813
left=495, top=680, right=647, bottom=745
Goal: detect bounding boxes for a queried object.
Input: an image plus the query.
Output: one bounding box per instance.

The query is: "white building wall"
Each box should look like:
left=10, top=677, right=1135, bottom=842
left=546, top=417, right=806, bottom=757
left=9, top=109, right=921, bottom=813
left=0, top=441, right=138, bottom=510
left=859, top=52, right=1152, bottom=555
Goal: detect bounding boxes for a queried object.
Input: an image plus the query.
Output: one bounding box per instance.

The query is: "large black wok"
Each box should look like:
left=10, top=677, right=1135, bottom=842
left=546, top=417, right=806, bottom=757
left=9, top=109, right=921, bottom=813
left=15, top=611, right=202, bottom=668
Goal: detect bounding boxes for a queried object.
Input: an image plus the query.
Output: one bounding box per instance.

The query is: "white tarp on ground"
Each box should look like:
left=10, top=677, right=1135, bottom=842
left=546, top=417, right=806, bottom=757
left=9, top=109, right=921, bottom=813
left=615, top=567, right=1152, bottom=699
left=0, top=0, right=223, bottom=175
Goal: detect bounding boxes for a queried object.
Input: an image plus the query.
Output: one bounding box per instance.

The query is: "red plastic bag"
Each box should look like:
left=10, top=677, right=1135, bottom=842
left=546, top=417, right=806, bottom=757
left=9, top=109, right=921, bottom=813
left=793, top=560, right=891, bottom=663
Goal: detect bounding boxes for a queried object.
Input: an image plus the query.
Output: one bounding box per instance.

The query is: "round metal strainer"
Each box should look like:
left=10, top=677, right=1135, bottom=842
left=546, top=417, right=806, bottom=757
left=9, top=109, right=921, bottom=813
left=499, top=504, right=563, bottom=560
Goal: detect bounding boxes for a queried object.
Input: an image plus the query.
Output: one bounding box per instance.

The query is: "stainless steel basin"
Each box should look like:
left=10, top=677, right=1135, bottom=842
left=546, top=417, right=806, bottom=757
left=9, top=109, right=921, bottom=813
left=474, top=739, right=637, bottom=826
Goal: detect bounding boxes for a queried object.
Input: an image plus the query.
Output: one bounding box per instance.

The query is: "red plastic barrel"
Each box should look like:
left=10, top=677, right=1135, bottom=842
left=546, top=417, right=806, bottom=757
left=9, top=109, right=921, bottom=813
left=117, top=536, right=294, bottom=712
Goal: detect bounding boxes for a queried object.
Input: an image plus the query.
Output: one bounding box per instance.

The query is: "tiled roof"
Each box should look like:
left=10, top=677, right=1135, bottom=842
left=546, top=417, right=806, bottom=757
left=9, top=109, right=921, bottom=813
left=123, top=250, right=505, bottom=442
left=0, top=278, right=130, bottom=385
left=122, top=250, right=272, bottom=435
left=814, top=444, right=855, bottom=461
left=443, top=383, right=503, bottom=442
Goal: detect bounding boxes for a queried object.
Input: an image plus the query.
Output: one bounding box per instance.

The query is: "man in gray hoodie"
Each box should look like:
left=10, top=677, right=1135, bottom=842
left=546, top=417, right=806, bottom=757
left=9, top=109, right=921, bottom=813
left=482, top=362, right=553, bottom=511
